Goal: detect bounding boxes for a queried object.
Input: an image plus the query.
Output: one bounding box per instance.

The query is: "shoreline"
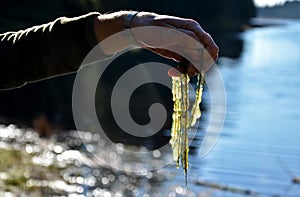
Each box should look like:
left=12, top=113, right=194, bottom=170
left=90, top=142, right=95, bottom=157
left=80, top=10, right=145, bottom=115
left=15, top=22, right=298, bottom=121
left=249, top=17, right=300, bottom=28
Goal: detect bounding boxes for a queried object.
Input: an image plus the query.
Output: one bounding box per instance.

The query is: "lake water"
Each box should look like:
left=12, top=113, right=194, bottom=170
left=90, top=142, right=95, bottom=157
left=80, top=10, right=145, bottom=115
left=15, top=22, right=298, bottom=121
left=161, top=19, right=300, bottom=196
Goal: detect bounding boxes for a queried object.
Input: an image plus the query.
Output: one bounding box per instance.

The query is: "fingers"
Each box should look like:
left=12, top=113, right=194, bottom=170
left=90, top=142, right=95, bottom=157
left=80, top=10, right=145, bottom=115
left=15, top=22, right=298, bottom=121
left=148, top=47, right=200, bottom=77
left=149, top=45, right=213, bottom=76
left=147, top=47, right=183, bottom=62
left=130, top=12, right=219, bottom=73
left=168, top=64, right=198, bottom=78
left=147, top=44, right=214, bottom=74
left=168, top=67, right=183, bottom=77
left=180, top=22, right=218, bottom=61
left=152, top=27, right=213, bottom=72
left=156, top=17, right=219, bottom=61
left=187, top=65, right=199, bottom=77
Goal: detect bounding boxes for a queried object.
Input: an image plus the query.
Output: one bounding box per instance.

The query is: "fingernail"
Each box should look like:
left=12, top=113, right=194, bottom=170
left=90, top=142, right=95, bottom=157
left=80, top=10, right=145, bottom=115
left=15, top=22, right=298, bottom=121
left=168, top=68, right=182, bottom=77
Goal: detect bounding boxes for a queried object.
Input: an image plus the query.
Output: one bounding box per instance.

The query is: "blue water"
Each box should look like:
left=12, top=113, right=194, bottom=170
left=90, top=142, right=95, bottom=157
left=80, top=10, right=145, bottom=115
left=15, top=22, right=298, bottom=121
left=162, top=19, right=300, bottom=197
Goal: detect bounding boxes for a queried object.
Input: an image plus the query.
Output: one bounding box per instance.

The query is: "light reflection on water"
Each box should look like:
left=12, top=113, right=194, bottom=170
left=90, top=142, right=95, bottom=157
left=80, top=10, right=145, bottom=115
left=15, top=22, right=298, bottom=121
left=0, top=126, right=174, bottom=197
left=181, top=19, right=300, bottom=196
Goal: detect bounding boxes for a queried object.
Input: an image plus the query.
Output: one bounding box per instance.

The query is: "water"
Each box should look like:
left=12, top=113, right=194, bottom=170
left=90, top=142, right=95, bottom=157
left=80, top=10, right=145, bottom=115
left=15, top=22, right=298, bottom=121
left=165, top=19, right=300, bottom=196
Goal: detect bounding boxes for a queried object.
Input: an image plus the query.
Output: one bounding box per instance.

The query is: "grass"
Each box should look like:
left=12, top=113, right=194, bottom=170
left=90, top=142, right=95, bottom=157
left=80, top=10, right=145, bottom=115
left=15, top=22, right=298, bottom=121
left=0, top=148, right=65, bottom=196
left=0, top=149, right=30, bottom=193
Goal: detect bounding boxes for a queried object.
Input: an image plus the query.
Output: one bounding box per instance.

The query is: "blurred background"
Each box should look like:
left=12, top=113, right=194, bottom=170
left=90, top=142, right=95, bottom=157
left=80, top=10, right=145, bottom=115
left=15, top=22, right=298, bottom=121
left=0, top=0, right=300, bottom=196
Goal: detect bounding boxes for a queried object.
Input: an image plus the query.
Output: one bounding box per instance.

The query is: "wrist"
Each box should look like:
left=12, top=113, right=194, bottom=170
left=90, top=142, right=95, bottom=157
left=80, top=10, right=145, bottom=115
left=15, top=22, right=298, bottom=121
left=123, top=11, right=139, bottom=29
left=123, top=11, right=140, bottom=46
left=94, top=11, right=127, bottom=42
left=93, top=11, right=131, bottom=55
left=94, top=11, right=142, bottom=55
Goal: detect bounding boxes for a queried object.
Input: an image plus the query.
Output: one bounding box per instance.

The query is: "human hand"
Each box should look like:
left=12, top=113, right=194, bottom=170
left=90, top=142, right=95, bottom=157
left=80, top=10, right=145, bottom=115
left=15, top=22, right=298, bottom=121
left=130, top=12, right=219, bottom=76
left=94, top=11, right=219, bottom=76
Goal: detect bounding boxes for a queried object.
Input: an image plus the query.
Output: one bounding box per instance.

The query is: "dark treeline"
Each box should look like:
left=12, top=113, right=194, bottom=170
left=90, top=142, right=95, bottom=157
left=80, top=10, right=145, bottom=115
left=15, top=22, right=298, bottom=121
left=257, top=1, right=300, bottom=18
left=101, top=0, right=256, bottom=31
left=0, top=0, right=255, bottom=32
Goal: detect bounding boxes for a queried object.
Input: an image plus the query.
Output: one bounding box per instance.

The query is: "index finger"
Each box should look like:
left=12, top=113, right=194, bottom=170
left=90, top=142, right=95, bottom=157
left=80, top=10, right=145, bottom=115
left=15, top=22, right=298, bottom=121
left=160, top=17, right=219, bottom=60
left=184, top=21, right=219, bottom=60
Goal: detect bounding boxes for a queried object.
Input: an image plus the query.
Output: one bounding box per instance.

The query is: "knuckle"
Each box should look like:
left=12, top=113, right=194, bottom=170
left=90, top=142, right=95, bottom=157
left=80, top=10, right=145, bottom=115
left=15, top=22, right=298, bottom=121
left=213, top=46, right=219, bottom=55
left=152, top=18, right=161, bottom=26
left=216, top=45, right=220, bottom=53
left=187, top=18, right=198, bottom=24
left=186, top=18, right=199, bottom=27
left=211, top=51, right=218, bottom=60
left=204, top=32, right=212, bottom=40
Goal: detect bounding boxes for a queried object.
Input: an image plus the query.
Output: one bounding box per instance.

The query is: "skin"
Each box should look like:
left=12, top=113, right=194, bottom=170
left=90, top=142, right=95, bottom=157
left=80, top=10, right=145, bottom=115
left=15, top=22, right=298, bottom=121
left=94, top=11, right=219, bottom=77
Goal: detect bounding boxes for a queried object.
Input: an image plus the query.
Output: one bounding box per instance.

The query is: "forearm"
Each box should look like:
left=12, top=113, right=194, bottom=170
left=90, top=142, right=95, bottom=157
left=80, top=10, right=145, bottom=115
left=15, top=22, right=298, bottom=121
left=94, top=11, right=136, bottom=55
left=0, top=12, right=100, bottom=90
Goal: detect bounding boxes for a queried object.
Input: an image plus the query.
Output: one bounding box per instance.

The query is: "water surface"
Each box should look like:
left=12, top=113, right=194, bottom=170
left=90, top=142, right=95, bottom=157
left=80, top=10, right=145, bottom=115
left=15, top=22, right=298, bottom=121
left=166, top=18, right=300, bottom=196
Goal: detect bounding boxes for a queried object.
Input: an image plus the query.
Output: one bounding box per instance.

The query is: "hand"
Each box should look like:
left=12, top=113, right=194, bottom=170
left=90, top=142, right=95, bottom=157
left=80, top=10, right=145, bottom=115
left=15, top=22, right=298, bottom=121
left=131, top=12, right=219, bottom=77
left=94, top=11, right=219, bottom=76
